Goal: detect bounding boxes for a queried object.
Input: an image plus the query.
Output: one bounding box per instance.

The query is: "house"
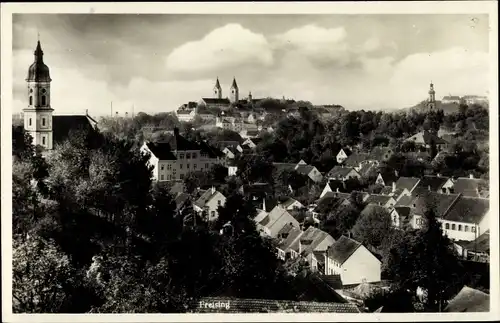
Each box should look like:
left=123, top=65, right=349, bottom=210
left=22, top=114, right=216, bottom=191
left=239, top=182, right=273, bottom=201
left=295, top=164, right=323, bottom=183
left=368, top=146, right=394, bottom=163
left=279, top=197, right=305, bottom=211
left=174, top=192, right=191, bottom=213
left=443, top=286, right=490, bottom=312
left=273, top=162, right=298, bottom=173
left=375, top=172, right=398, bottom=187
left=256, top=205, right=301, bottom=238
left=319, top=180, right=346, bottom=198
left=336, top=148, right=351, bottom=164
left=454, top=230, right=490, bottom=262
left=379, top=182, right=404, bottom=199
left=325, top=236, right=382, bottom=285
left=227, top=159, right=238, bottom=177
left=169, top=182, right=186, bottom=196
left=461, top=95, right=489, bottom=106
left=392, top=176, right=421, bottom=200
left=390, top=206, right=412, bottom=229
left=141, top=128, right=222, bottom=182
left=404, top=130, right=448, bottom=151
left=299, top=227, right=336, bottom=272
left=357, top=160, right=379, bottom=179
left=239, top=129, right=260, bottom=139
left=313, top=191, right=352, bottom=216
left=193, top=187, right=226, bottom=221
left=440, top=196, right=490, bottom=241
left=363, top=194, right=396, bottom=209
left=441, top=176, right=489, bottom=197
left=413, top=175, right=449, bottom=195
left=241, top=137, right=262, bottom=149
left=326, top=166, right=361, bottom=181
left=343, top=152, right=369, bottom=170
left=404, top=151, right=431, bottom=162
left=276, top=225, right=304, bottom=260
left=176, top=102, right=198, bottom=122
left=441, top=95, right=461, bottom=104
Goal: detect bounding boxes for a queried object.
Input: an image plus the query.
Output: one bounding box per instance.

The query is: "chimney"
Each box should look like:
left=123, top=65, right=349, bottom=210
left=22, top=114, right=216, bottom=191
left=174, top=127, right=180, bottom=136
left=394, top=170, right=399, bottom=177
left=336, top=187, right=339, bottom=193
left=263, top=198, right=266, bottom=211
left=392, top=182, right=396, bottom=193
left=469, top=174, right=474, bottom=179
left=85, top=109, right=88, bottom=116
left=211, top=186, right=215, bottom=195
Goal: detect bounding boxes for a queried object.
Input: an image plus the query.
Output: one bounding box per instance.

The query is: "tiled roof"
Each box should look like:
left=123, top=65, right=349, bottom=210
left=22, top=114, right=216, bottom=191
left=166, top=131, right=200, bottom=151
left=260, top=206, right=300, bottom=238
left=451, top=178, right=489, bottom=198
left=295, top=164, right=316, bottom=176
left=405, top=130, right=447, bottom=145
left=464, top=230, right=490, bottom=253
left=280, top=197, right=300, bottom=209
left=273, top=162, right=298, bottom=172
left=358, top=161, right=378, bottom=178
left=144, top=142, right=177, bottom=160
left=277, top=226, right=303, bottom=251
left=395, top=177, right=420, bottom=192
left=327, top=235, right=362, bottom=265
left=344, top=152, right=369, bottom=167
left=368, top=146, right=394, bottom=161
left=52, top=115, right=97, bottom=144
left=378, top=172, right=398, bottom=186
left=325, top=180, right=345, bottom=193
left=444, top=286, right=489, bottom=312
left=379, top=186, right=404, bottom=198
left=442, top=95, right=461, bottom=100
left=193, top=297, right=360, bottom=313
left=404, top=151, right=431, bottom=161
left=174, top=192, right=191, bottom=211
left=361, top=204, right=388, bottom=217
left=201, top=98, right=231, bottom=105
left=327, top=166, right=356, bottom=178
left=300, top=226, right=334, bottom=254
left=314, top=194, right=348, bottom=214
left=443, top=196, right=489, bottom=224
left=395, top=194, right=413, bottom=207
left=321, top=274, right=343, bottom=290
left=413, top=175, right=449, bottom=194
left=194, top=189, right=219, bottom=209
left=364, top=194, right=393, bottom=206
left=198, top=140, right=223, bottom=158
left=408, top=191, right=461, bottom=217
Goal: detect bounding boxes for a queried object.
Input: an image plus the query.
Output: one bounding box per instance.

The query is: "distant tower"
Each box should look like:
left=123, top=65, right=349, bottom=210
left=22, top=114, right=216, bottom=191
left=214, top=77, right=222, bottom=99
left=428, top=81, right=436, bottom=110
left=24, top=39, right=53, bottom=150
left=248, top=91, right=253, bottom=103
left=230, top=77, right=239, bottom=103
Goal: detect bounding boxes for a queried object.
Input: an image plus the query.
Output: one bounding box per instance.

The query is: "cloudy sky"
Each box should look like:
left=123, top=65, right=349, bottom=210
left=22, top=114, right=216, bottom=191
left=12, top=14, right=490, bottom=116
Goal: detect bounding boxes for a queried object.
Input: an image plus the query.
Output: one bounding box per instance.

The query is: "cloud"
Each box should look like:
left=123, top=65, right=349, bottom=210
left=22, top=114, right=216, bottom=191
left=165, top=23, right=274, bottom=74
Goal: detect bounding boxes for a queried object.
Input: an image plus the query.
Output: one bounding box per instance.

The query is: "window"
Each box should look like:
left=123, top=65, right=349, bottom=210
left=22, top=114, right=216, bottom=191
left=451, top=224, right=456, bottom=230
left=180, top=174, right=184, bottom=180
left=217, top=200, right=221, bottom=206
left=471, top=226, right=476, bottom=233
left=458, top=224, right=462, bottom=231
left=160, top=174, right=164, bottom=181
left=186, top=153, right=191, bottom=159
left=29, top=118, right=32, bottom=126
left=194, top=164, right=197, bottom=170
left=179, top=153, right=184, bottom=159
left=161, top=165, right=164, bottom=170
left=211, top=211, right=216, bottom=218
left=167, top=164, right=172, bottom=170
left=173, top=168, right=176, bottom=174
left=180, top=164, right=183, bottom=169
left=42, top=136, right=46, bottom=145
left=465, top=225, right=469, bottom=232
left=187, top=164, right=190, bottom=169
left=42, top=118, right=46, bottom=126
left=192, top=152, right=197, bottom=159
left=445, top=223, right=450, bottom=229
left=29, top=96, right=33, bottom=105
left=41, top=95, right=46, bottom=106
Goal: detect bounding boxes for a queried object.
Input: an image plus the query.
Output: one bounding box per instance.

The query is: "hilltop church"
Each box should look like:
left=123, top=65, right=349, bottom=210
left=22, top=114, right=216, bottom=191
left=22, top=40, right=98, bottom=151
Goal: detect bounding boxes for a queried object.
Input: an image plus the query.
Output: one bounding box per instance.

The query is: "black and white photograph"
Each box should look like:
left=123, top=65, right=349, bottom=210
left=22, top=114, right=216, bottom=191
left=1, top=1, right=498, bottom=321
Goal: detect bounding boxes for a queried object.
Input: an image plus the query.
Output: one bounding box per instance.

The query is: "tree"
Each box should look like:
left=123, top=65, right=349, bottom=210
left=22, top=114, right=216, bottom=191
left=352, top=205, right=392, bottom=249
left=13, top=235, right=76, bottom=313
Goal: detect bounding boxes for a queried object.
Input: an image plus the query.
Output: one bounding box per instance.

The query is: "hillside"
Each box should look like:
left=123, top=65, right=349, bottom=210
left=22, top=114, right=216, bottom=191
left=403, top=100, right=461, bottom=115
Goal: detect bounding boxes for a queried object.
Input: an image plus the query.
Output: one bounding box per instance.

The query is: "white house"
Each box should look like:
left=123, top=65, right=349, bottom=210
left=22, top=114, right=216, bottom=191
left=336, top=148, right=350, bottom=164
left=441, top=176, right=489, bottom=198
left=363, top=194, right=397, bottom=210
left=327, top=166, right=361, bottom=181
left=176, top=108, right=196, bottom=122
left=279, top=197, right=305, bottom=211
left=193, top=187, right=227, bottom=221
left=441, top=95, right=461, bottom=104
left=255, top=205, right=301, bottom=239
left=141, top=128, right=222, bottom=182
left=295, top=164, right=324, bottom=183
left=325, top=236, right=381, bottom=285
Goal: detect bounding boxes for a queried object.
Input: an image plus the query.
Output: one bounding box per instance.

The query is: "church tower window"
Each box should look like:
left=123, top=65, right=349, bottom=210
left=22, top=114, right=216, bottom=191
left=42, top=118, right=46, bottom=126
left=29, top=96, right=33, bottom=105
left=29, top=118, right=32, bottom=126
left=42, top=136, right=46, bottom=145
left=41, top=95, right=46, bottom=106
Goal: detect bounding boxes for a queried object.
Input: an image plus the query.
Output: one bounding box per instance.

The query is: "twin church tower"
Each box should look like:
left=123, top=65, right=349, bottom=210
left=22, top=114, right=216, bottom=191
left=213, top=77, right=240, bottom=103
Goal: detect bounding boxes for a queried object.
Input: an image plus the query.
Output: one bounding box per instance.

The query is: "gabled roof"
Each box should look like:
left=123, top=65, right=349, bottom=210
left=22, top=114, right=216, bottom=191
left=277, top=225, right=303, bottom=252
left=451, top=178, right=489, bottom=198
left=198, top=140, right=223, bottom=158
left=379, top=186, right=404, bottom=197
left=327, top=166, right=357, bottom=178
left=280, top=197, right=302, bottom=209
left=395, top=177, right=420, bottom=192
left=314, top=193, right=349, bottom=214
left=300, top=226, right=334, bottom=254
left=201, top=98, right=231, bottom=105
left=378, top=172, right=398, bottom=185
left=404, top=151, right=431, bottom=160
left=413, top=175, right=449, bottom=194
left=405, top=130, right=447, bottom=145
left=358, top=162, right=378, bottom=178
left=259, top=206, right=300, bottom=238
left=194, top=189, right=221, bottom=209
left=52, top=115, right=97, bottom=144
left=393, top=206, right=412, bottom=219
left=174, top=192, right=191, bottom=211
left=176, top=108, right=195, bottom=115
left=324, top=180, right=346, bottom=193
left=443, top=196, right=489, bottom=224
left=295, top=164, right=316, bottom=176
left=444, top=286, right=489, bottom=312
left=144, top=142, right=177, bottom=160
left=368, top=146, right=394, bottom=161
left=166, top=131, right=201, bottom=151
left=327, top=236, right=362, bottom=265
left=464, top=230, right=490, bottom=254
left=442, top=95, right=461, bottom=100
left=273, top=162, right=298, bottom=172
left=364, top=194, right=394, bottom=206
left=407, top=191, right=461, bottom=218
left=344, top=153, right=369, bottom=167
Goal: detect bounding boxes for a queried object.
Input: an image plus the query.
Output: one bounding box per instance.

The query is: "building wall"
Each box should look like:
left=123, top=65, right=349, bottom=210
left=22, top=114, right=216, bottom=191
left=336, top=150, right=348, bottom=164
left=308, top=168, right=324, bottom=183
left=204, top=192, right=227, bottom=221
left=411, top=214, right=480, bottom=242
left=177, top=111, right=196, bottom=122
left=341, top=246, right=381, bottom=285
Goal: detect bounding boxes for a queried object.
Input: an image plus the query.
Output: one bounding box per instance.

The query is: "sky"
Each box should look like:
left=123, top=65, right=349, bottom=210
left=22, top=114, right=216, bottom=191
left=12, top=14, right=490, bottom=116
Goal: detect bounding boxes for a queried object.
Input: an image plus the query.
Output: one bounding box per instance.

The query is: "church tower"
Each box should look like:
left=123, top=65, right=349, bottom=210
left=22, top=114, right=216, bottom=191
left=24, top=40, right=53, bottom=150
left=428, top=81, right=436, bottom=110
left=214, top=77, right=222, bottom=99
left=230, top=77, right=239, bottom=103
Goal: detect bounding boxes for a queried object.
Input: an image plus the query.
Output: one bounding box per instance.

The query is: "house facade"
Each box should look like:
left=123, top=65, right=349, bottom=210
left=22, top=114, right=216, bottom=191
left=141, top=128, right=222, bottom=182
left=336, top=149, right=350, bottom=164
left=327, top=166, right=361, bottom=181
left=325, top=236, right=381, bottom=285
left=193, top=188, right=227, bottom=221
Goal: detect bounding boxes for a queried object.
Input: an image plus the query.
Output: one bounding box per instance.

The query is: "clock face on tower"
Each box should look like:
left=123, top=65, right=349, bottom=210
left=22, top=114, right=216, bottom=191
left=41, top=88, right=47, bottom=94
